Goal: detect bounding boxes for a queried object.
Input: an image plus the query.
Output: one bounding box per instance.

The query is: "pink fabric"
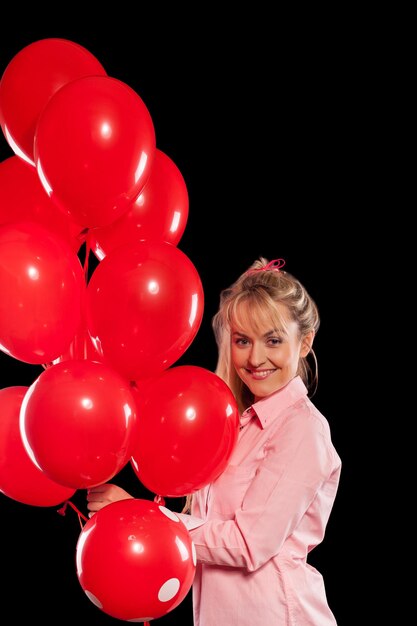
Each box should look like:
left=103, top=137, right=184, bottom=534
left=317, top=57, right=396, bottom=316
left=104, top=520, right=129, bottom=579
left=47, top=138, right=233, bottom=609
left=180, top=376, right=341, bottom=625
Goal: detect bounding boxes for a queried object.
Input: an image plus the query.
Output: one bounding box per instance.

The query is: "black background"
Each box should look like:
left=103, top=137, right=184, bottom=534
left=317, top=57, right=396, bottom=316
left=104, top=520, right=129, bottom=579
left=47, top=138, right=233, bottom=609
left=1, top=15, right=374, bottom=626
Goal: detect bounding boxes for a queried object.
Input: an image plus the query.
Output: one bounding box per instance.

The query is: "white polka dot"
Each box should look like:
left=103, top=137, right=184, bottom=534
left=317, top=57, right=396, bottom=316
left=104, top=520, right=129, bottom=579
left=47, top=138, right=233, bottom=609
left=84, top=589, right=102, bottom=608
left=159, top=505, right=179, bottom=522
left=191, top=541, right=197, bottom=566
left=158, top=577, right=180, bottom=602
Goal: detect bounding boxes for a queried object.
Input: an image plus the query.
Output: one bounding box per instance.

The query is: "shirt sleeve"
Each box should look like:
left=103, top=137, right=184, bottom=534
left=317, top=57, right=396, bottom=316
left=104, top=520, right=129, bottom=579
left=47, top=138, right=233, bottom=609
left=188, top=412, right=335, bottom=572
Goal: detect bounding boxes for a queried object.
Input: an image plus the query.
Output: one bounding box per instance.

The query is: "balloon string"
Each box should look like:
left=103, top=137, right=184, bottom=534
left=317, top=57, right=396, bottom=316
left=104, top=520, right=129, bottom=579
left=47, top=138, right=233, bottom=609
left=57, top=499, right=89, bottom=528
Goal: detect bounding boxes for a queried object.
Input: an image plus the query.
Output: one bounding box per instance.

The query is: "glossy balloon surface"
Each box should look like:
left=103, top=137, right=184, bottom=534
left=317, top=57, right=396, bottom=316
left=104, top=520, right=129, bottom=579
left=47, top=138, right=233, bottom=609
left=131, top=365, right=239, bottom=496
left=90, top=148, right=189, bottom=260
left=0, top=221, right=85, bottom=363
left=86, top=241, right=204, bottom=380
left=0, top=37, right=106, bottom=164
left=0, top=386, right=75, bottom=506
left=0, top=156, right=84, bottom=252
left=76, top=498, right=196, bottom=621
left=20, top=359, right=137, bottom=489
left=34, top=76, right=156, bottom=228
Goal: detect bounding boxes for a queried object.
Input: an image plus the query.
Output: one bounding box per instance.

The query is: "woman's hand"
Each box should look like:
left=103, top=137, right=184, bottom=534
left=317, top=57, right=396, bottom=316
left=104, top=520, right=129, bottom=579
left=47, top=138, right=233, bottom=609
left=86, top=483, right=133, bottom=516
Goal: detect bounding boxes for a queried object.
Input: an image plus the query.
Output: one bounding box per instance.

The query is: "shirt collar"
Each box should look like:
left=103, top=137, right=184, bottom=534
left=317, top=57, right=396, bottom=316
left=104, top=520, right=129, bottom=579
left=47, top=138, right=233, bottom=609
left=243, top=376, right=308, bottom=429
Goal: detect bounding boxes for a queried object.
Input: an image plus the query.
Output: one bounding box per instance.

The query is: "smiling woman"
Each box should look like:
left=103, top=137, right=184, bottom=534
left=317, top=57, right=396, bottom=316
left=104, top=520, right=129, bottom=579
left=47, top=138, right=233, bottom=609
left=214, top=258, right=320, bottom=412
left=230, top=301, right=315, bottom=404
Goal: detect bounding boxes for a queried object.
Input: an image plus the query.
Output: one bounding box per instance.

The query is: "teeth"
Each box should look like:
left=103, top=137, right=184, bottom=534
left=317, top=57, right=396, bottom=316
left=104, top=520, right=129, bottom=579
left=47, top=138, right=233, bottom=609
left=251, top=370, right=273, bottom=379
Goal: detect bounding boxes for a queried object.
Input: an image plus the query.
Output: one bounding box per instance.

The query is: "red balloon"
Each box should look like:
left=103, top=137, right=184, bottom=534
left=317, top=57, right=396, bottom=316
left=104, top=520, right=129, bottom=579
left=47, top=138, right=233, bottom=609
left=34, top=75, right=156, bottom=228
left=90, top=148, right=189, bottom=260
left=76, top=498, right=196, bottom=621
left=0, top=38, right=107, bottom=165
left=19, top=359, right=137, bottom=489
left=130, top=365, right=239, bottom=497
left=86, top=241, right=204, bottom=381
left=0, top=156, right=85, bottom=253
left=0, top=221, right=85, bottom=364
left=0, top=386, right=76, bottom=506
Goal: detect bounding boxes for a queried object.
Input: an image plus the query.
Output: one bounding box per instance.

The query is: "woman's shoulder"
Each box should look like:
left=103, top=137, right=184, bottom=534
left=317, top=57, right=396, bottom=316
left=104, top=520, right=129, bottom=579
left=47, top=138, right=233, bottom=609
left=273, top=395, right=334, bottom=447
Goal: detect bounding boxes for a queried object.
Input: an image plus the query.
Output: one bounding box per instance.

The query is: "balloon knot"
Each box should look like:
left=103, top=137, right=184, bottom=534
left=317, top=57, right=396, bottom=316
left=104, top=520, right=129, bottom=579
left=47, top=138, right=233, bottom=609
left=56, top=499, right=89, bottom=528
left=57, top=501, right=68, bottom=516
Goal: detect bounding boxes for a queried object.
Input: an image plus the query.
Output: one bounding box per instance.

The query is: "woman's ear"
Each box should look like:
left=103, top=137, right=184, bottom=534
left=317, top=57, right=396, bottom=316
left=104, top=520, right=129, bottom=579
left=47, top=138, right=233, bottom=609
left=300, top=330, right=315, bottom=358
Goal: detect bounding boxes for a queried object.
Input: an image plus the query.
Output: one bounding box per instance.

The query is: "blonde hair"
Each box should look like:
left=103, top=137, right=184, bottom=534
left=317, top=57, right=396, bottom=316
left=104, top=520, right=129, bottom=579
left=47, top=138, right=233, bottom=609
left=181, top=257, right=320, bottom=513
left=213, top=258, right=320, bottom=414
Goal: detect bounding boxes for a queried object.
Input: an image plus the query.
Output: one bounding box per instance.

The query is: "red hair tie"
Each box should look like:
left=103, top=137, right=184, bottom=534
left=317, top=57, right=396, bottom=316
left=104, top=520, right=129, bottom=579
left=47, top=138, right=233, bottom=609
left=247, top=258, right=285, bottom=274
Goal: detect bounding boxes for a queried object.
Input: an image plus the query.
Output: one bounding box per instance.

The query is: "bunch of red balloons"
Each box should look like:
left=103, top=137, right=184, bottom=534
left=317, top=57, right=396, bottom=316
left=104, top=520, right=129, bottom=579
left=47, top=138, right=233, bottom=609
left=0, top=38, right=239, bottom=621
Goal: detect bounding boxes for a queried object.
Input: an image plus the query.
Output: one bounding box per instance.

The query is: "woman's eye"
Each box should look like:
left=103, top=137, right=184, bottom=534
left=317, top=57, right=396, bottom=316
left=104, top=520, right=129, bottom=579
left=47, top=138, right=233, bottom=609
left=268, top=337, right=282, bottom=346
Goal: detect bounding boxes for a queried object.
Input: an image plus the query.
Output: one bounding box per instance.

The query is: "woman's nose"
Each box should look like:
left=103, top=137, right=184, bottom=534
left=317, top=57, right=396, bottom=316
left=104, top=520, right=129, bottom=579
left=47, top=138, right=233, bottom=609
left=248, top=343, right=266, bottom=368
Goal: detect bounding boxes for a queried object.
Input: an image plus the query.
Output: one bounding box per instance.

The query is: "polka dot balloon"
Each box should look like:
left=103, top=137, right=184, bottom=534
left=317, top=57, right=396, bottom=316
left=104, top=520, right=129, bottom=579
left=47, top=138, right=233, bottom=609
left=75, top=498, right=196, bottom=622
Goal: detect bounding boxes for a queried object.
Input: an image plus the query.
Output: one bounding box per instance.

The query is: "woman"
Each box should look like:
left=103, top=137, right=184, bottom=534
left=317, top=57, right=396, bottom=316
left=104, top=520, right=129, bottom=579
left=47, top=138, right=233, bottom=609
left=87, top=257, right=341, bottom=625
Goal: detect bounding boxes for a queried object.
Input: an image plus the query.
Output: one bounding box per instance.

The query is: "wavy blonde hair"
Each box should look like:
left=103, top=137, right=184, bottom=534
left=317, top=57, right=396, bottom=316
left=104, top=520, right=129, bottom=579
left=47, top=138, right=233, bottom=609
left=213, top=257, right=320, bottom=413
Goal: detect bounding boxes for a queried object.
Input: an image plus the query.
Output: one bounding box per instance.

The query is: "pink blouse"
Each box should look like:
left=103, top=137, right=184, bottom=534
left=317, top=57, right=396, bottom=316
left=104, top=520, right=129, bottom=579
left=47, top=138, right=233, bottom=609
left=179, top=375, right=341, bottom=625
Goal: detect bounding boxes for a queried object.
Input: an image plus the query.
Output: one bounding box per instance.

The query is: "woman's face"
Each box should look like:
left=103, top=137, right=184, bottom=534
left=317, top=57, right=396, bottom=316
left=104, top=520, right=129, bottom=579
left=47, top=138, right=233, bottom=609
left=230, top=302, right=313, bottom=401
